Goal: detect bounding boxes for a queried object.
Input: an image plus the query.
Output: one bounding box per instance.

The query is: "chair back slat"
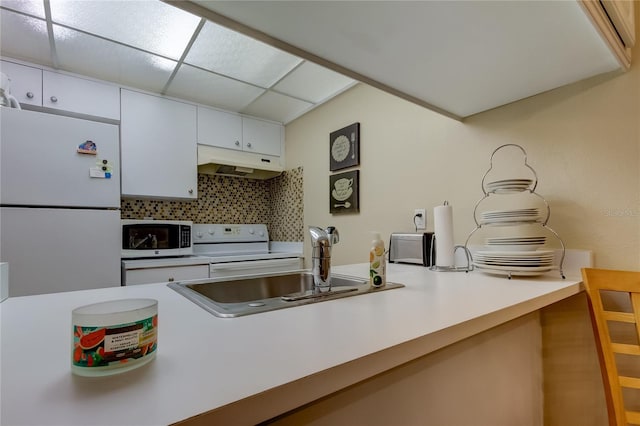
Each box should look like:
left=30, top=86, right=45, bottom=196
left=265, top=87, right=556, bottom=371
left=612, top=343, right=640, bottom=356
left=582, top=268, right=640, bottom=426
left=619, top=376, right=640, bottom=389
left=604, top=311, right=636, bottom=323
left=633, top=293, right=640, bottom=342
left=628, top=411, right=640, bottom=425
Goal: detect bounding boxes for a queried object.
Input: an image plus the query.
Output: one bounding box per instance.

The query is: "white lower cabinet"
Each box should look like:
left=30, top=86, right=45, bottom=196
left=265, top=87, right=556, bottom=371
left=121, top=89, right=198, bottom=200
left=124, top=264, right=209, bottom=286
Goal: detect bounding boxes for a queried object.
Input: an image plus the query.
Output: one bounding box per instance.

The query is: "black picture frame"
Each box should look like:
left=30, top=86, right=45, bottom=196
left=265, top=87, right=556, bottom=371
left=329, top=122, right=360, bottom=171
left=330, top=170, right=359, bottom=214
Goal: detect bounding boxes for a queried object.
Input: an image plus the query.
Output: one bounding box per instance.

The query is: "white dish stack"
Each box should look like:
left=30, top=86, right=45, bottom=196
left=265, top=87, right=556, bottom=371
left=479, top=208, right=541, bottom=225
left=473, top=250, right=556, bottom=276
left=485, top=235, right=547, bottom=251
left=465, top=144, right=565, bottom=279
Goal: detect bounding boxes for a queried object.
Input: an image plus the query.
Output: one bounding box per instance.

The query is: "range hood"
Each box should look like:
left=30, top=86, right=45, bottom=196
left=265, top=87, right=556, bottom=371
left=197, top=144, right=283, bottom=180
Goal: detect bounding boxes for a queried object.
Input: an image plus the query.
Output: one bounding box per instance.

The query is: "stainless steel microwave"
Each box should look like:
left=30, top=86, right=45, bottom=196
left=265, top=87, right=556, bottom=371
left=121, top=220, right=193, bottom=258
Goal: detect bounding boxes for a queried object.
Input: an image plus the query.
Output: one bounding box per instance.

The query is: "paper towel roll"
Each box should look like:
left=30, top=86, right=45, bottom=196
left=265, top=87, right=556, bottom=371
left=434, top=203, right=454, bottom=267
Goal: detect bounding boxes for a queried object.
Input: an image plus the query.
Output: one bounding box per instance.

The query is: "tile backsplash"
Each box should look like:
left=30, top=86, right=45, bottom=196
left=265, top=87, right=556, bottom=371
left=268, top=167, right=304, bottom=242
left=121, top=167, right=304, bottom=241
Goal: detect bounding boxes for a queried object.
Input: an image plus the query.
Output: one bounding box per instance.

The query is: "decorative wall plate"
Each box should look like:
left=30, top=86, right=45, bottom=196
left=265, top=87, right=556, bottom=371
left=330, top=122, right=359, bottom=171
left=330, top=170, right=359, bottom=213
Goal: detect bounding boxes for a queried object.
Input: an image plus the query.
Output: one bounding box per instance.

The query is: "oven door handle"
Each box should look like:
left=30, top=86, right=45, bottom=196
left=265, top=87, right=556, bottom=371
left=210, top=258, right=301, bottom=271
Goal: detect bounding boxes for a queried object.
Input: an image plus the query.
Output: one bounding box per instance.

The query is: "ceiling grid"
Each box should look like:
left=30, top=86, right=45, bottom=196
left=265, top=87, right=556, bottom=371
left=0, top=0, right=355, bottom=124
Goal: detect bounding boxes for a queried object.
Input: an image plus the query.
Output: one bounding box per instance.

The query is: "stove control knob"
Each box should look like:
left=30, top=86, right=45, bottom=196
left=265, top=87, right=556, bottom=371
left=259, top=230, right=265, bottom=237
left=195, top=232, right=203, bottom=238
left=208, top=228, right=215, bottom=235
left=248, top=228, right=255, bottom=235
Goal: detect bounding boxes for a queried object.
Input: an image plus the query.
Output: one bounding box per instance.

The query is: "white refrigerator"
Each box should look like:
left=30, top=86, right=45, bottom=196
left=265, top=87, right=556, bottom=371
left=0, top=108, right=121, bottom=296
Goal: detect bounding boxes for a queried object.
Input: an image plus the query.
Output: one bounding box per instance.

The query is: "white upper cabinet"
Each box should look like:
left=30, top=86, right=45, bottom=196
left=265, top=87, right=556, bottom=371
left=198, top=105, right=283, bottom=157
left=121, top=89, right=197, bottom=200
left=0, top=59, right=120, bottom=119
left=242, top=117, right=282, bottom=157
left=197, top=106, right=243, bottom=151
left=43, top=71, right=120, bottom=120
left=0, top=60, right=42, bottom=107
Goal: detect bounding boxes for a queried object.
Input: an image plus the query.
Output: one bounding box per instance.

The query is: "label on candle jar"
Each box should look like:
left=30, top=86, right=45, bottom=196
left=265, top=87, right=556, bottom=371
left=72, top=314, right=157, bottom=369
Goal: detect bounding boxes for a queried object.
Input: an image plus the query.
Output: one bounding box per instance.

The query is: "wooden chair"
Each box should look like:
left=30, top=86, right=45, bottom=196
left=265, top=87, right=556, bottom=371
left=582, top=268, right=640, bottom=426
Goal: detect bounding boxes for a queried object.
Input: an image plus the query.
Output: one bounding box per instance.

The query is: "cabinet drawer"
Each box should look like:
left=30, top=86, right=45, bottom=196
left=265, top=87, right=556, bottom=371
left=43, top=71, right=120, bottom=119
left=1, top=60, right=42, bottom=107
left=125, top=265, right=209, bottom=285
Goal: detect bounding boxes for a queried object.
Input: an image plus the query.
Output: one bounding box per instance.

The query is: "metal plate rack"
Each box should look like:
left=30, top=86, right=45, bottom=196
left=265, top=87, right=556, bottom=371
left=464, top=144, right=565, bottom=279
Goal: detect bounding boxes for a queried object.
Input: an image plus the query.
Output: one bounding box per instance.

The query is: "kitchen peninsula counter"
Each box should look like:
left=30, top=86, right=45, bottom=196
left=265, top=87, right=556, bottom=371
left=0, top=261, right=587, bottom=425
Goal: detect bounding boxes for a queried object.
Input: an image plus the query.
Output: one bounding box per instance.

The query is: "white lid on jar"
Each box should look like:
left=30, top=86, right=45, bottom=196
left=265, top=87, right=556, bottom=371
left=72, top=298, right=158, bottom=327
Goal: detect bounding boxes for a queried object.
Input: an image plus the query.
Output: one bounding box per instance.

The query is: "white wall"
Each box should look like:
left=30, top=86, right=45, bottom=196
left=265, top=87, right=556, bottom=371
left=286, top=45, right=640, bottom=271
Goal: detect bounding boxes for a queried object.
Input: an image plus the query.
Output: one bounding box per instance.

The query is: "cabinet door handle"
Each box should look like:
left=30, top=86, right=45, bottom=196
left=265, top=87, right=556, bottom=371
left=26, top=92, right=34, bottom=99
left=50, top=96, right=58, bottom=103
left=246, top=142, right=252, bottom=148
left=235, top=140, right=240, bottom=146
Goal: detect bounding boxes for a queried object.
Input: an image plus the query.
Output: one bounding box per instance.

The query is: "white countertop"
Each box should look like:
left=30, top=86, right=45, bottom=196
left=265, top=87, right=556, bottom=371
left=0, top=260, right=586, bottom=426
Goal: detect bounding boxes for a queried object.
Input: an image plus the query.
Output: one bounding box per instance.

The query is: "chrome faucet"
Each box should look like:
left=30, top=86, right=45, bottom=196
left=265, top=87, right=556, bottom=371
left=309, top=226, right=339, bottom=292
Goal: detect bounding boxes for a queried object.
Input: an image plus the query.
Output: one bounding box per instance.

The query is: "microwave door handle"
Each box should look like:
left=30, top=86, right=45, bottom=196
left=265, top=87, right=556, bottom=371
left=210, top=258, right=300, bottom=271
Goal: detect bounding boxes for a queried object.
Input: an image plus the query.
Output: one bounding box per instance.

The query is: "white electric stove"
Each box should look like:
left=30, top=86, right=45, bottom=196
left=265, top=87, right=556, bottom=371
left=192, top=224, right=303, bottom=278
left=122, top=224, right=303, bottom=285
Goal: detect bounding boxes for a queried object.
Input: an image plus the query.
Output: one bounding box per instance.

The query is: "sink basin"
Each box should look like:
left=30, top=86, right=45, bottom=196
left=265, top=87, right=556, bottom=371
left=168, top=271, right=404, bottom=317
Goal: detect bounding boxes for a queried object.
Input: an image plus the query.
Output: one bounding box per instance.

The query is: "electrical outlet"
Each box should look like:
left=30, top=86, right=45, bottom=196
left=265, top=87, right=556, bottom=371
left=414, top=209, right=426, bottom=229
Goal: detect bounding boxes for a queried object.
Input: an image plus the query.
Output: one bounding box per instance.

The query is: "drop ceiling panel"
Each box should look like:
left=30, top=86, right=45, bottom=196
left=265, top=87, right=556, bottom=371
left=241, top=90, right=313, bottom=124
left=0, top=1, right=357, bottom=124
left=166, top=63, right=265, bottom=111
left=195, top=1, right=623, bottom=117
left=53, top=25, right=176, bottom=94
left=49, top=0, right=201, bottom=60
left=185, top=20, right=302, bottom=88
left=273, top=61, right=355, bottom=103
left=1, top=0, right=45, bottom=18
left=0, top=9, right=51, bottom=66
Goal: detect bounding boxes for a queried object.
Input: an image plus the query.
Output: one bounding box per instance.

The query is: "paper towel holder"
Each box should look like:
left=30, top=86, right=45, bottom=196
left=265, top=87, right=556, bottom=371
left=429, top=235, right=473, bottom=272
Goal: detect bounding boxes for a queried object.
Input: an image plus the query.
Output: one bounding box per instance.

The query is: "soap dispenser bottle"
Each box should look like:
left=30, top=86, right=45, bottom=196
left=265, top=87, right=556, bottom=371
left=369, top=232, right=386, bottom=288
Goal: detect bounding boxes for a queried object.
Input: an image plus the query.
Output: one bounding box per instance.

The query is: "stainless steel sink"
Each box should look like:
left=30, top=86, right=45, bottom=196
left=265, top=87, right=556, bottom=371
left=168, top=271, right=404, bottom=317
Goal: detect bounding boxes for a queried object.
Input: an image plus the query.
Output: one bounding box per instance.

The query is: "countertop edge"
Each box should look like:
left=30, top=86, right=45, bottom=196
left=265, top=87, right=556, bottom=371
left=174, top=280, right=584, bottom=425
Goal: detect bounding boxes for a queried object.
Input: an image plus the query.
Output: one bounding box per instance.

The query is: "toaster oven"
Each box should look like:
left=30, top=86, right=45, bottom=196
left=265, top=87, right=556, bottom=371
left=389, top=232, right=435, bottom=266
